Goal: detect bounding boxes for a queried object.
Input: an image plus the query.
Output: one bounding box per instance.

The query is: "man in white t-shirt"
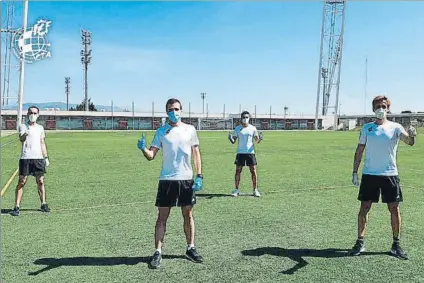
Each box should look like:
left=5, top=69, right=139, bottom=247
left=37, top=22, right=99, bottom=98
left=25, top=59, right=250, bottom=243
left=137, top=98, right=204, bottom=269
left=228, top=111, right=263, bottom=197
left=10, top=106, right=51, bottom=216
left=349, top=96, right=417, bottom=260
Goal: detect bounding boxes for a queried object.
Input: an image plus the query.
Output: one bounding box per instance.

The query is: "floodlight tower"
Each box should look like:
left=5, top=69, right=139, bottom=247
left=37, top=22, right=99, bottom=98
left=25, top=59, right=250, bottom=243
left=1, top=0, right=24, bottom=109
left=80, top=29, right=92, bottom=112
left=65, top=77, right=71, bottom=111
left=200, top=92, right=206, bottom=115
left=314, top=0, right=347, bottom=130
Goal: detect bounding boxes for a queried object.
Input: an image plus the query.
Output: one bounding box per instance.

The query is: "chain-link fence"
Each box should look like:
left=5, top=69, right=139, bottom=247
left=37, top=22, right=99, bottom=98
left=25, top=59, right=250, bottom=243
left=0, top=114, right=324, bottom=131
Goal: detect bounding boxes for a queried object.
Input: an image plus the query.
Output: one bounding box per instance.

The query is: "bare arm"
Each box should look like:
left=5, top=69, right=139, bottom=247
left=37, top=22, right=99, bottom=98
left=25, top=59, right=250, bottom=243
left=40, top=137, right=48, bottom=158
left=192, top=145, right=202, bottom=175
left=353, top=144, right=365, bottom=173
left=142, top=146, right=159, bottom=161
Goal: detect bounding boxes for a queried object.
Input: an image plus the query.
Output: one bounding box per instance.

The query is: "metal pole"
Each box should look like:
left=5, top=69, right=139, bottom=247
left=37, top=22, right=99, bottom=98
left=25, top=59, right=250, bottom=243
left=223, top=104, right=226, bottom=130
left=111, top=100, right=114, bottom=130
left=16, top=0, right=29, bottom=129
left=200, top=92, right=206, bottom=116
left=206, top=103, right=209, bottom=118
left=269, top=105, right=272, bottom=130
left=152, top=101, right=154, bottom=130
left=84, top=64, right=88, bottom=111
left=333, top=1, right=347, bottom=131
left=314, top=0, right=327, bottom=130
left=189, top=102, right=191, bottom=122
left=65, top=77, right=70, bottom=111
left=81, top=29, right=92, bottom=112
left=364, top=56, right=368, bottom=114
left=132, top=101, right=135, bottom=130
left=254, top=105, right=257, bottom=124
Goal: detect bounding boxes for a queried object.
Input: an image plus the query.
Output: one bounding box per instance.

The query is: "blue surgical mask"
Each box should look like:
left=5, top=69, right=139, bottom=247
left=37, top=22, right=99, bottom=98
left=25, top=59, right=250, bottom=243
left=168, top=110, right=181, bottom=123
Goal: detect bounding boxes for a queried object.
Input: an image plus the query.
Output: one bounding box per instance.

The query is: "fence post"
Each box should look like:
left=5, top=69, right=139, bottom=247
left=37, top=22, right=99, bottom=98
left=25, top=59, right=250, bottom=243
left=111, top=100, right=114, bottom=131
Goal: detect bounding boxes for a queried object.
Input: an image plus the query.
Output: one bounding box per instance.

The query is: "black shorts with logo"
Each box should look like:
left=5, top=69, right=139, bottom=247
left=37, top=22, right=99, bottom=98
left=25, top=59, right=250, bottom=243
left=234, top=153, right=257, bottom=167
left=155, top=180, right=196, bottom=207
left=19, top=159, right=46, bottom=177
left=358, top=174, right=403, bottom=203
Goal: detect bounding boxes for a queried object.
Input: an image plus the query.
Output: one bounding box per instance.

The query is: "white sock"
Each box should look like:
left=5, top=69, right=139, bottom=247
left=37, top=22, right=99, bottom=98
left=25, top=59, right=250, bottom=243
left=155, top=248, right=161, bottom=254
left=187, top=244, right=194, bottom=250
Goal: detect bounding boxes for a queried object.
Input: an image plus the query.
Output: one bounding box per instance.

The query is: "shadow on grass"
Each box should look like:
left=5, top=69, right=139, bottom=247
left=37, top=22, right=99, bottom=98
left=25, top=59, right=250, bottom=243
left=196, top=193, right=256, bottom=199
left=1, top=208, right=41, bottom=215
left=196, top=193, right=232, bottom=199
left=28, top=255, right=187, bottom=275
left=241, top=247, right=391, bottom=274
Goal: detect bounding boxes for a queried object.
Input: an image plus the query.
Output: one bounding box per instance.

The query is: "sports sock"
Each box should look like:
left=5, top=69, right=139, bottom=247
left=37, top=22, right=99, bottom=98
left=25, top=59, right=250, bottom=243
left=393, top=237, right=400, bottom=243
left=187, top=244, right=194, bottom=250
left=155, top=248, right=161, bottom=254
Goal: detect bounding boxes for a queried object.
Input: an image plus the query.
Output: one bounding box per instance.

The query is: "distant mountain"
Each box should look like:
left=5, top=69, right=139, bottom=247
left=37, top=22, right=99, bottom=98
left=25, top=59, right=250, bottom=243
left=2, top=102, right=123, bottom=112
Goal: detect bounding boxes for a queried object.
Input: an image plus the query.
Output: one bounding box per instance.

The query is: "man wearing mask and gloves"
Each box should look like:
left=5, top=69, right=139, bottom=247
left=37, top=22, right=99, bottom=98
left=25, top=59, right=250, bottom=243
left=228, top=111, right=263, bottom=197
left=349, top=95, right=417, bottom=259
left=10, top=106, right=50, bottom=216
left=137, top=98, right=204, bottom=269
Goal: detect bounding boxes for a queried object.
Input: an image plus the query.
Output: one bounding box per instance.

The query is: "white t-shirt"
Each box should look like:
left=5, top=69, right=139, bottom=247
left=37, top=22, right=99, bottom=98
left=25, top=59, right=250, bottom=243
left=19, top=123, right=45, bottom=160
left=233, top=124, right=259, bottom=154
left=151, top=122, right=199, bottom=181
left=358, top=121, right=407, bottom=176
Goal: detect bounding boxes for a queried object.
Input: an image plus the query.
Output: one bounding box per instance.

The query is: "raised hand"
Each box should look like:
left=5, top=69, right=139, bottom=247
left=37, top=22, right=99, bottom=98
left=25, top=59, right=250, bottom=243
left=137, top=133, right=147, bottom=151
left=407, top=125, right=417, bottom=137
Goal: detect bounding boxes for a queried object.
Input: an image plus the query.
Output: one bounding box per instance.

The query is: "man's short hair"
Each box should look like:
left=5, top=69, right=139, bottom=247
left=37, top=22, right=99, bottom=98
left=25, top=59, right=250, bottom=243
left=28, top=106, right=40, bottom=114
left=240, top=111, right=250, bottom=119
left=165, top=98, right=182, bottom=111
left=372, top=95, right=391, bottom=111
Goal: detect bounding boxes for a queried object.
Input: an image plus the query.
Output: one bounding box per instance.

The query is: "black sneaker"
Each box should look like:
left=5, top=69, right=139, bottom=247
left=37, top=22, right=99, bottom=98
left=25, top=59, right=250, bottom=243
left=10, top=207, right=20, bottom=217
left=186, top=247, right=204, bottom=263
left=40, top=204, right=50, bottom=213
left=149, top=251, right=162, bottom=269
left=347, top=239, right=365, bottom=256
left=390, top=242, right=408, bottom=260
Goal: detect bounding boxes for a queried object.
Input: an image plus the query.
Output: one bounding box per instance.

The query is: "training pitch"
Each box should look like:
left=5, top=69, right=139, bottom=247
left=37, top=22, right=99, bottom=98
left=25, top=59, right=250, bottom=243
left=1, top=131, right=424, bottom=283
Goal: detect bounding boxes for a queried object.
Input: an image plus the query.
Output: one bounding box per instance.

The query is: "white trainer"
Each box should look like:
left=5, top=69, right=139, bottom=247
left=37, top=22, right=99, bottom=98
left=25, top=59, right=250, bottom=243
left=253, top=189, right=261, bottom=197
left=231, top=189, right=240, bottom=197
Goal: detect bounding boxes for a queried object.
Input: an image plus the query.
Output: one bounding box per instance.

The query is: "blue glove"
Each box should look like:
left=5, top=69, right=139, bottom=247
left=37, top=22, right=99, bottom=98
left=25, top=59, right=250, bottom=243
left=192, top=174, right=203, bottom=191
left=137, top=133, right=146, bottom=151
left=258, top=132, right=263, bottom=141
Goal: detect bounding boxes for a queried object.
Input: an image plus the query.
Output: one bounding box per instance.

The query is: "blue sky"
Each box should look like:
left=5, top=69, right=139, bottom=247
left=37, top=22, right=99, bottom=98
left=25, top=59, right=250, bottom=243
left=1, top=1, right=423, bottom=115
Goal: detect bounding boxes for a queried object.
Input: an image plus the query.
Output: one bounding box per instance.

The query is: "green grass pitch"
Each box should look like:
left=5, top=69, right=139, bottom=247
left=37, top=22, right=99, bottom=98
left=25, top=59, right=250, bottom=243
left=1, top=130, right=424, bottom=283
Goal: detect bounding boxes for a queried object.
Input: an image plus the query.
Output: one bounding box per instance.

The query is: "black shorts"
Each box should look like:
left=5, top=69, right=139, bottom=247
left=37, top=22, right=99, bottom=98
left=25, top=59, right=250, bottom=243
left=155, top=180, right=196, bottom=207
left=19, top=159, right=46, bottom=177
left=358, top=174, right=403, bottom=203
left=234, top=153, right=257, bottom=167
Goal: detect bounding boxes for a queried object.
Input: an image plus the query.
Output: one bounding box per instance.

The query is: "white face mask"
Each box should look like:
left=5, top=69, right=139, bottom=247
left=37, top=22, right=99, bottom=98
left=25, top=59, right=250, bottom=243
left=242, top=117, right=250, bottom=124
left=374, top=108, right=385, bottom=120
left=29, top=114, right=38, bottom=122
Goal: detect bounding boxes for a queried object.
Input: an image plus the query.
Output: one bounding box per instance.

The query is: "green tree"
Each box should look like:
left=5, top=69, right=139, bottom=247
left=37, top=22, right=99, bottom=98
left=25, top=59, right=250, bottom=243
left=70, top=98, right=97, bottom=111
